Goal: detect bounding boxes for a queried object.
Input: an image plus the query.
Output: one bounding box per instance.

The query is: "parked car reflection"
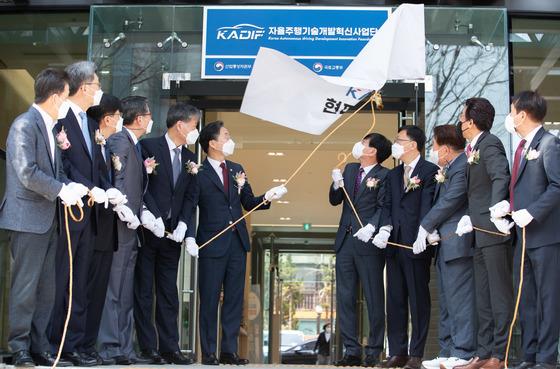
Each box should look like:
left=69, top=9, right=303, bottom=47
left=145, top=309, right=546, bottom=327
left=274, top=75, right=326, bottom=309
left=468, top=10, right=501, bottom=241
left=281, top=339, right=318, bottom=365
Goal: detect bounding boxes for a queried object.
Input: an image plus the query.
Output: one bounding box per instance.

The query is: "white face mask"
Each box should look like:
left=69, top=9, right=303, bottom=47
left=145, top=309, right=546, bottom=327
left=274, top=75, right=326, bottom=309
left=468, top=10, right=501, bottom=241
left=57, top=100, right=71, bottom=120
left=115, top=117, right=123, bottom=133
left=352, top=142, right=365, bottom=160
left=222, top=139, right=235, bottom=156
left=504, top=113, right=520, bottom=135
left=428, top=149, right=440, bottom=165
left=145, top=119, right=153, bottom=135
left=391, top=143, right=405, bottom=160
left=185, top=128, right=199, bottom=145
left=93, top=89, right=103, bottom=106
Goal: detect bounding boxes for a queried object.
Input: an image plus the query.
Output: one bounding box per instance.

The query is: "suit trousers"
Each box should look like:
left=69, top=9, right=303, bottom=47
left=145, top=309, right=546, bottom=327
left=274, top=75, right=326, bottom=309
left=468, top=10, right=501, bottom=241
left=514, top=242, right=560, bottom=365
left=8, top=222, right=58, bottom=353
left=50, top=218, right=95, bottom=353
left=386, top=249, right=431, bottom=357
left=436, top=255, right=477, bottom=359
left=134, top=229, right=182, bottom=353
left=198, top=232, right=246, bottom=356
left=473, top=244, right=514, bottom=360
left=98, top=224, right=139, bottom=359
left=336, top=234, right=385, bottom=357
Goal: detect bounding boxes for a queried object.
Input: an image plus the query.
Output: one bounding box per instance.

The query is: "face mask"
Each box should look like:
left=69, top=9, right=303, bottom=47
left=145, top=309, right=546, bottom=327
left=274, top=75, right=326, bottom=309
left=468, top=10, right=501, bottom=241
left=352, top=142, right=365, bottom=160
left=145, top=119, right=153, bottom=135
left=222, top=139, right=235, bottom=156
left=428, top=149, right=440, bottom=165
left=391, top=143, right=405, bottom=160
left=115, top=117, right=123, bottom=133
left=93, top=89, right=103, bottom=106
left=504, top=113, right=522, bottom=135
left=185, top=128, right=199, bottom=145
left=57, top=100, right=70, bottom=120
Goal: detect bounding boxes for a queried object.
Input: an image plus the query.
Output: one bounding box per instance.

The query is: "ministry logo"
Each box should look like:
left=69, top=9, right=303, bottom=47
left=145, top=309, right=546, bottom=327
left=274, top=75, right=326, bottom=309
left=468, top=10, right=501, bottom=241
left=216, top=24, right=265, bottom=40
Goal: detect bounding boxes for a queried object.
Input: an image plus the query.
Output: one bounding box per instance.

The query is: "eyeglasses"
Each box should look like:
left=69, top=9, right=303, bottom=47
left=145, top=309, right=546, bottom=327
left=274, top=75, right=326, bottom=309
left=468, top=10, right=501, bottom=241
left=394, top=138, right=412, bottom=143
left=84, top=82, right=102, bottom=88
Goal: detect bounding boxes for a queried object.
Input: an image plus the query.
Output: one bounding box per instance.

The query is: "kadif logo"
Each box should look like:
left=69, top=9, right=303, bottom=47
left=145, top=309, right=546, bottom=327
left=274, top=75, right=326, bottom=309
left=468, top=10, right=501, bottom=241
left=217, top=24, right=265, bottom=40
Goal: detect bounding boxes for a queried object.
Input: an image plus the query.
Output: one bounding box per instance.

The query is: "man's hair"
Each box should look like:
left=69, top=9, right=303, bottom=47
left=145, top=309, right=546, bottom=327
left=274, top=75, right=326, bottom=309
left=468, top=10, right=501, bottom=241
left=433, top=124, right=466, bottom=151
left=511, top=90, right=547, bottom=122
left=464, top=97, right=495, bottom=132
left=34, top=68, right=69, bottom=104
left=121, top=96, right=149, bottom=126
left=166, top=102, right=201, bottom=128
left=398, top=125, right=426, bottom=152
left=199, top=120, right=224, bottom=154
left=87, top=94, right=122, bottom=123
left=323, top=323, right=331, bottom=330
left=363, top=132, right=392, bottom=163
left=65, top=61, right=97, bottom=96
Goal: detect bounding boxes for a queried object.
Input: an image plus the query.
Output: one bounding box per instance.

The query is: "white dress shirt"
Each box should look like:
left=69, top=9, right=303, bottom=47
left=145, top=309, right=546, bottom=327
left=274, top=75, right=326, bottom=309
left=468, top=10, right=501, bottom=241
left=125, top=127, right=139, bottom=145
left=359, top=163, right=377, bottom=182
left=68, top=100, right=86, bottom=129
left=522, top=126, right=542, bottom=150
left=207, top=156, right=226, bottom=184
left=404, top=154, right=421, bottom=178
left=468, top=131, right=484, bottom=150
left=32, top=103, right=56, bottom=161
left=165, top=133, right=182, bottom=164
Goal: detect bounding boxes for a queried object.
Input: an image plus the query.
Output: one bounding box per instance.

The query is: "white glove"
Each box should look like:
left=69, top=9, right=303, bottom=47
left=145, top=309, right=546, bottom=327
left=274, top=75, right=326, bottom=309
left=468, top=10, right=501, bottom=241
left=265, top=185, right=288, bottom=201
left=126, top=215, right=140, bottom=230
left=89, top=186, right=109, bottom=208
left=106, top=188, right=127, bottom=206
left=151, top=217, right=165, bottom=238
left=511, top=209, right=534, bottom=228
left=413, top=226, right=429, bottom=254
left=58, top=184, right=81, bottom=206
left=456, top=215, right=474, bottom=236
left=490, top=217, right=515, bottom=234
left=185, top=237, right=199, bottom=258
left=372, top=226, right=391, bottom=249
left=114, top=204, right=134, bottom=223
left=489, top=200, right=510, bottom=219
left=67, top=182, right=89, bottom=199
left=427, top=230, right=441, bottom=245
left=140, top=209, right=156, bottom=228
left=331, top=168, right=344, bottom=190
left=353, top=223, right=376, bottom=243
left=167, top=221, right=187, bottom=243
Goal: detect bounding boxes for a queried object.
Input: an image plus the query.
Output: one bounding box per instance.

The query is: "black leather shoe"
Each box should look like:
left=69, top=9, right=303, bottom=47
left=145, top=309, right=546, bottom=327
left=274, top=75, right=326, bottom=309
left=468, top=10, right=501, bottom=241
left=113, top=355, right=132, bottom=365
left=336, top=354, right=362, bottom=367
left=61, top=351, right=97, bottom=367
left=13, top=350, right=35, bottom=367
left=137, top=349, right=166, bottom=364
left=85, top=351, right=116, bottom=366
left=219, top=352, right=249, bottom=365
left=31, top=352, right=72, bottom=367
left=380, top=355, right=410, bottom=368
left=161, top=351, right=194, bottom=365
left=202, top=353, right=219, bottom=365
left=364, top=354, right=380, bottom=367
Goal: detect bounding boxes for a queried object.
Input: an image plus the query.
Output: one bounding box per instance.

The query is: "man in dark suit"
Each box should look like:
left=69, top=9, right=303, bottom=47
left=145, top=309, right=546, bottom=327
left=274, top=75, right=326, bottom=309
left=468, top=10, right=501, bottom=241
left=0, top=68, right=89, bottom=367
left=329, top=133, right=391, bottom=367
left=374, top=125, right=439, bottom=369
left=50, top=61, right=112, bottom=367
left=416, top=125, right=476, bottom=369
left=186, top=121, right=287, bottom=365
left=134, top=103, right=201, bottom=365
left=454, top=98, right=513, bottom=369
left=504, top=91, right=560, bottom=369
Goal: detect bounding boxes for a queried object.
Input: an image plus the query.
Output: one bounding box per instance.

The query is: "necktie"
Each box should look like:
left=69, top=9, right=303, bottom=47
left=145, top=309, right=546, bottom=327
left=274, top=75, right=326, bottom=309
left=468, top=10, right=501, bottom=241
left=78, top=111, right=92, bottom=157
left=509, top=139, right=527, bottom=210
left=104, top=146, right=112, bottom=182
left=466, top=143, right=472, bottom=156
left=135, top=142, right=142, bottom=158
left=172, top=147, right=181, bottom=186
left=403, top=165, right=412, bottom=189
left=354, top=168, right=364, bottom=196
left=220, top=162, right=229, bottom=196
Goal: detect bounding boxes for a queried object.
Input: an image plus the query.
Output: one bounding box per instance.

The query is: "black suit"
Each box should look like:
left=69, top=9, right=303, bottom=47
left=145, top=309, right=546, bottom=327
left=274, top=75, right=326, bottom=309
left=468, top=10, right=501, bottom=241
left=329, top=163, right=388, bottom=357
left=50, top=108, right=108, bottom=353
left=465, top=131, right=513, bottom=361
left=186, top=158, right=270, bottom=356
left=380, top=156, right=438, bottom=357
left=134, top=135, right=197, bottom=353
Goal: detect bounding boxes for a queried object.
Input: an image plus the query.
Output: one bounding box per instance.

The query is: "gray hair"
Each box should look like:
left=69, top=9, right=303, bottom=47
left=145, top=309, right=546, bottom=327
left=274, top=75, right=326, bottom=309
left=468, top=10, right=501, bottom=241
left=65, top=61, right=97, bottom=96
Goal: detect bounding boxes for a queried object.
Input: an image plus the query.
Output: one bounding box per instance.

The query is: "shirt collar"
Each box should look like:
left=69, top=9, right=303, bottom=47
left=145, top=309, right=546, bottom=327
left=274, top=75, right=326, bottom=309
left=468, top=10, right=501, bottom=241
left=407, top=154, right=421, bottom=171
left=32, top=103, right=55, bottom=128
left=360, top=163, right=377, bottom=176
left=68, top=99, right=85, bottom=120
left=125, top=127, right=139, bottom=145
left=207, top=156, right=224, bottom=171
left=165, top=133, right=181, bottom=151
left=469, top=131, right=484, bottom=148
left=522, top=126, right=542, bottom=148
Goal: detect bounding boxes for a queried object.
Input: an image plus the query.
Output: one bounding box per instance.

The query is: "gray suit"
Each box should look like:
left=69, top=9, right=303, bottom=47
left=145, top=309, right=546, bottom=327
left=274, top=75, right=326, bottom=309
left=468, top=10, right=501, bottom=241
left=421, top=153, right=476, bottom=360
left=465, top=131, right=513, bottom=360
left=511, top=127, right=560, bottom=365
left=0, top=106, right=68, bottom=353
left=98, top=129, right=147, bottom=360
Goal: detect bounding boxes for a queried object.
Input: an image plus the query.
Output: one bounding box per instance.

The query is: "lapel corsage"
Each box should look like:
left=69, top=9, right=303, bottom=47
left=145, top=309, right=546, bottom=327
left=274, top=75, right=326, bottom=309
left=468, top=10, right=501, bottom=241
left=525, top=148, right=540, bottom=161
left=185, top=160, right=202, bottom=175
left=435, top=168, right=447, bottom=183
left=467, top=149, right=480, bottom=165
left=144, top=157, right=159, bottom=175
left=234, top=171, right=246, bottom=194
left=111, top=154, right=122, bottom=171
left=94, top=129, right=106, bottom=146
left=405, top=175, right=421, bottom=193
left=366, top=177, right=380, bottom=190
left=56, top=126, right=71, bottom=150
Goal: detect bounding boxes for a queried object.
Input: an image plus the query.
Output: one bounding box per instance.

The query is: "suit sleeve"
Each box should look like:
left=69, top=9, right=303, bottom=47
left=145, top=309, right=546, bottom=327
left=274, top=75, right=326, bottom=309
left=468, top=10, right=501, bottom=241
left=179, top=152, right=198, bottom=226
left=185, top=176, right=199, bottom=239
left=239, top=166, right=271, bottom=212
left=107, top=134, right=130, bottom=196
left=55, top=122, right=96, bottom=189
left=366, top=171, right=387, bottom=229
left=328, top=165, right=346, bottom=206
left=527, top=137, right=560, bottom=221
left=420, top=165, right=438, bottom=221
left=140, top=145, right=162, bottom=219
left=421, top=167, right=468, bottom=233
left=379, top=173, right=393, bottom=228
left=482, top=140, right=511, bottom=206
left=9, top=119, right=64, bottom=201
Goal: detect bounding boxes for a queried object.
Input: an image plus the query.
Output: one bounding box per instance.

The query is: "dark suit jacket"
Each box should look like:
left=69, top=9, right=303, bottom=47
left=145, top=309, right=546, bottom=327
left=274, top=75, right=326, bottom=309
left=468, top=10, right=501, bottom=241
left=140, top=136, right=197, bottom=232
left=512, top=127, right=560, bottom=249
left=96, top=142, right=118, bottom=251
left=381, top=156, right=439, bottom=259
left=186, top=158, right=270, bottom=258
left=329, top=162, right=389, bottom=255
left=465, top=131, right=511, bottom=247
left=421, top=153, right=474, bottom=262
left=313, top=331, right=331, bottom=356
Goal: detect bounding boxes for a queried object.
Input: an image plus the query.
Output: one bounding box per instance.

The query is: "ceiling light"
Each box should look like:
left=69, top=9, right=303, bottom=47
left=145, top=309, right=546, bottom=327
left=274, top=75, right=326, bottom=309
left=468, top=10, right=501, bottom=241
left=267, top=152, right=285, bottom=156
left=273, top=178, right=287, bottom=183
left=277, top=200, right=290, bottom=204
left=280, top=217, right=291, bottom=221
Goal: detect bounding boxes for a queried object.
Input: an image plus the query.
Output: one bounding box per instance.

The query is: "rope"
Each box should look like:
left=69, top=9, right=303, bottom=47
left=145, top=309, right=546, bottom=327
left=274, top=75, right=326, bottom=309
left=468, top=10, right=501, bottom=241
left=505, top=226, right=525, bottom=369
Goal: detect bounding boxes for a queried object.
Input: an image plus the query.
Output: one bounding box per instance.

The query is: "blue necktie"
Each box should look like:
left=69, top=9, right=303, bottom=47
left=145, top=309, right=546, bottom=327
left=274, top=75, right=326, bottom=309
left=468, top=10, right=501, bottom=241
left=78, top=111, right=92, bottom=157
left=172, top=147, right=182, bottom=186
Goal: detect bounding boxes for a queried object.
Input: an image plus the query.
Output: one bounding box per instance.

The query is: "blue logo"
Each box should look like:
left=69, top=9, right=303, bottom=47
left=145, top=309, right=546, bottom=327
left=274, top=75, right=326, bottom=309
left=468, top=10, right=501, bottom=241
left=216, top=24, right=265, bottom=40
left=214, top=61, right=225, bottom=72
left=312, top=62, right=324, bottom=73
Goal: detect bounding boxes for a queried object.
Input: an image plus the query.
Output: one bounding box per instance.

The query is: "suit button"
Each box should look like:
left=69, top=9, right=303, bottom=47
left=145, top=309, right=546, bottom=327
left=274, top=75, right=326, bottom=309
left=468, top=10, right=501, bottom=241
left=229, top=206, right=232, bottom=210
left=229, top=221, right=233, bottom=225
